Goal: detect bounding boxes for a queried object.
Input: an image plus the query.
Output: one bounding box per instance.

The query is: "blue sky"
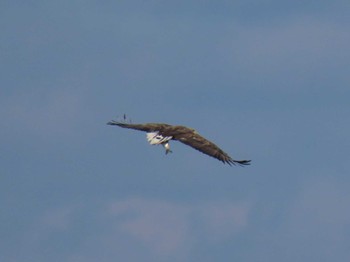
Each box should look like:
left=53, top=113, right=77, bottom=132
left=1, top=1, right=350, bottom=261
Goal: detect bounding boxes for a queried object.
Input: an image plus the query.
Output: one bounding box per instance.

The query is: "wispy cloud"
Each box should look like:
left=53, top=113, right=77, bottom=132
left=110, top=198, right=191, bottom=255
left=109, top=197, right=251, bottom=256
left=286, top=178, right=350, bottom=241
left=197, top=201, right=250, bottom=242
left=244, top=177, right=350, bottom=262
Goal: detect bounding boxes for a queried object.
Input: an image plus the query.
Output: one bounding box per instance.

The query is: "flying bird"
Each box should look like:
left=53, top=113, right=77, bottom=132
left=107, top=120, right=251, bottom=166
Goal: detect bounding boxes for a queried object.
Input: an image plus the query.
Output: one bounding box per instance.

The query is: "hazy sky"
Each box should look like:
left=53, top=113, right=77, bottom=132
left=1, top=1, right=350, bottom=261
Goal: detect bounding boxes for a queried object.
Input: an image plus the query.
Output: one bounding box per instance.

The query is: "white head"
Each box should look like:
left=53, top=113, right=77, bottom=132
left=163, top=142, right=172, bottom=154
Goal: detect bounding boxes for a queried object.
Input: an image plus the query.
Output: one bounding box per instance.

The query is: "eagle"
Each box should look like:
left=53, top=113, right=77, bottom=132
left=107, top=120, right=251, bottom=166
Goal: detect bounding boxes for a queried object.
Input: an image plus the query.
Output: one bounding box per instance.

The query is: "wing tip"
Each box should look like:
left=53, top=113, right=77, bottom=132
left=107, top=114, right=132, bottom=126
left=226, top=159, right=251, bottom=167
left=107, top=120, right=117, bottom=125
left=107, top=120, right=125, bottom=126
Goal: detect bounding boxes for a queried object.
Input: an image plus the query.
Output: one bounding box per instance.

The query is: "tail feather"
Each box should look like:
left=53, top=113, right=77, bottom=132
left=146, top=132, right=172, bottom=145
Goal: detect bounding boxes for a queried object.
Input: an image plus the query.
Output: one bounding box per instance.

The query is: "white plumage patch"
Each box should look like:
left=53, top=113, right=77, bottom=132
left=146, top=132, right=172, bottom=145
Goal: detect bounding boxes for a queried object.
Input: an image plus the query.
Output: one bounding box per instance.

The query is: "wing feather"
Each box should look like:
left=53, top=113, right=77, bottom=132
left=107, top=120, right=251, bottom=166
left=107, top=121, right=170, bottom=132
left=175, top=132, right=251, bottom=166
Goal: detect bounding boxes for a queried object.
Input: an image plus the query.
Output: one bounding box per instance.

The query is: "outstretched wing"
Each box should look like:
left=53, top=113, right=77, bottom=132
left=175, top=132, right=251, bottom=166
left=107, top=120, right=171, bottom=132
left=107, top=120, right=251, bottom=166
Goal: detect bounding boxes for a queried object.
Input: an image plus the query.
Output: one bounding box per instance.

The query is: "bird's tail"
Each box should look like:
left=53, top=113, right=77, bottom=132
left=147, top=132, right=172, bottom=145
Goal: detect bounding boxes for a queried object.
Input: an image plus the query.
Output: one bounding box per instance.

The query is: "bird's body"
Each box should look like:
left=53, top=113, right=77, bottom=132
left=107, top=120, right=251, bottom=166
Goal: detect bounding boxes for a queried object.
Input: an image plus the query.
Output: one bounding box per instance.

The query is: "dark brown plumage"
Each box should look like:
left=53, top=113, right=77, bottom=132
left=107, top=120, right=251, bottom=166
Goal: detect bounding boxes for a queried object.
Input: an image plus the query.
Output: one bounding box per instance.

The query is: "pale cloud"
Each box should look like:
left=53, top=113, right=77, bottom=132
left=286, top=178, right=350, bottom=240
left=110, top=198, right=191, bottom=256
left=245, top=177, right=350, bottom=262
left=197, top=201, right=250, bottom=242
left=280, top=178, right=350, bottom=261
left=109, top=197, right=251, bottom=256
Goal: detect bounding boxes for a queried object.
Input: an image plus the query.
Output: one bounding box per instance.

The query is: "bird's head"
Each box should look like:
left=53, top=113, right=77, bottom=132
left=164, top=142, right=172, bottom=154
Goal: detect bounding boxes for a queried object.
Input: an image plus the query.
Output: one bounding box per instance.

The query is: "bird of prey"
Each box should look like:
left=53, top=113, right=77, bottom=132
left=107, top=120, right=251, bottom=166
